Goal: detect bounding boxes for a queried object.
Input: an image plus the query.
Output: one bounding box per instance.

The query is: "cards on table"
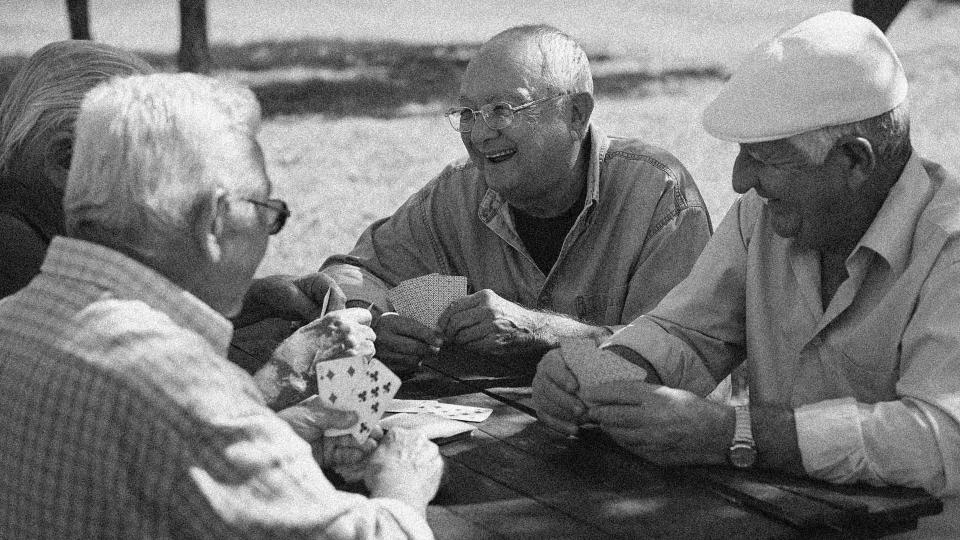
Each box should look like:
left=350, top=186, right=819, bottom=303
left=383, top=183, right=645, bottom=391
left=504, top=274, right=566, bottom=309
left=380, top=412, right=475, bottom=443
left=561, top=340, right=648, bottom=400
left=387, top=273, right=468, bottom=329
left=315, top=355, right=401, bottom=443
left=387, top=398, right=493, bottom=423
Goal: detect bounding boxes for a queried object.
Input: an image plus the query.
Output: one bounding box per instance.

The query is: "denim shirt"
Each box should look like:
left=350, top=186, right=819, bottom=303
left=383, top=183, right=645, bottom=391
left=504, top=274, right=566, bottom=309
left=322, top=125, right=712, bottom=327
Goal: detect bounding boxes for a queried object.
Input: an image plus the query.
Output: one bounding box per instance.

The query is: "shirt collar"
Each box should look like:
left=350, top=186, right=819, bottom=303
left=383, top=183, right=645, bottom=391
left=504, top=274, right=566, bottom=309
left=853, top=152, right=929, bottom=275
left=41, top=236, right=233, bottom=353
left=478, top=124, right=608, bottom=223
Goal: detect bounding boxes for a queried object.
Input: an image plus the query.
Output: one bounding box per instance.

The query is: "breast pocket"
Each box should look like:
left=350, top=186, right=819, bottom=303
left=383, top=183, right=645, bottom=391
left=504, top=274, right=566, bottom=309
left=824, top=334, right=900, bottom=402
left=576, top=285, right=629, bottom=325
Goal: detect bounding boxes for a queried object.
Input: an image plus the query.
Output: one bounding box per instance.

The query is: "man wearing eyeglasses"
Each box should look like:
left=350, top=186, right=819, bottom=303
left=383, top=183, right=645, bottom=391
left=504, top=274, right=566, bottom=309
left=0, top=73, right=441, bottom=538
left=319, top=25, right=712, bottom=372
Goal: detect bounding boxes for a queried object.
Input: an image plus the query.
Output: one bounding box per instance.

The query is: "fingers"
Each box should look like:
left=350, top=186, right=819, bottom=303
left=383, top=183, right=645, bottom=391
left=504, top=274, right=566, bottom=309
left=320, top=435, right=369, bottom=468
left=277, top=396, right=358, bottom=441
left=580, top=379, right=657, bottom=406
left=587, top=404, right=651, bottom=429
left=296, top=396, right=359, bottom=429
left=373, top=315, right=441, bottom=374
left=294, top=272, right=347, bottom=315
left=437, top=291, right=487, bottom=329
left=324, top=306, right=373, bottom=326
left=533, top=351, right=587, bottom=432
left=537, top=408, right=581, bottom=436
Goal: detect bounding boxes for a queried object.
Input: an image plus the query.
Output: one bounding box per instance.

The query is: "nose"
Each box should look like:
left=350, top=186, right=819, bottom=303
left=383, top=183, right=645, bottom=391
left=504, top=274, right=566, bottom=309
left=470, top=113, right=500, bottom=145
left=731, top=150, right=758, bottom=195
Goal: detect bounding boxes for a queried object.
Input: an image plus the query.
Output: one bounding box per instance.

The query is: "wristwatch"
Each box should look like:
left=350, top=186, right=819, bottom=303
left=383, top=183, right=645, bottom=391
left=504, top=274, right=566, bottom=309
left=728, top=405, right=757, bottom=469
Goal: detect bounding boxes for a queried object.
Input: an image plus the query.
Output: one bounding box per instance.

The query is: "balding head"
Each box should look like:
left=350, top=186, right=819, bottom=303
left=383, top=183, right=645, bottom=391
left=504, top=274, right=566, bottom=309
left=464, top=25, right=593, bottom=99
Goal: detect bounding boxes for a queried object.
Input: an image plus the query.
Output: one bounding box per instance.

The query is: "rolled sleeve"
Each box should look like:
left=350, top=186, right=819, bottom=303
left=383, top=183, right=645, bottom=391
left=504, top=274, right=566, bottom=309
left=795, top=397, right=956, bottom=496
left=321, top=170, right=460, bottom=311
left=795, top=398, right=884, bottom=486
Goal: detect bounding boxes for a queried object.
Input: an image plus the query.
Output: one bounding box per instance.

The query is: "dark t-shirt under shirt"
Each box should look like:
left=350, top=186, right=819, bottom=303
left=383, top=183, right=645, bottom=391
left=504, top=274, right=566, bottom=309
left=510, top=187, right=586, bottom=276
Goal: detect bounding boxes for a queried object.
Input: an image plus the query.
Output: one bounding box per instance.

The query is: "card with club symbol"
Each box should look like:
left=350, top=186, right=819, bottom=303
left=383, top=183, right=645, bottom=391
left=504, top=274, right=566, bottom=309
left=387, top=273, right=468, bottom=329
left=315, top=355, right=401, bottom=443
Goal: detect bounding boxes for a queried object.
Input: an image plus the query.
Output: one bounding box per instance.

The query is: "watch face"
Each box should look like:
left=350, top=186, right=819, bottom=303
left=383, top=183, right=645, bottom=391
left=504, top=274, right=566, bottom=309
left=729, top=444, right=757, bottom=469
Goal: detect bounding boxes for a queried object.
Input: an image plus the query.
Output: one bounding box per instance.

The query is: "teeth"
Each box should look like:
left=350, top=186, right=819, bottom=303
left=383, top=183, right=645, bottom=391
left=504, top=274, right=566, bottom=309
left=485, top=149, right=515, bottom=159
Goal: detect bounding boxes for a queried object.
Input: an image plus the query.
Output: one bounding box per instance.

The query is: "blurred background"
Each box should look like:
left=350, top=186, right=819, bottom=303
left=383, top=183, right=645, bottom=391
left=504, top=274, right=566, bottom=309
left=1, top=0, right=957, bottom=276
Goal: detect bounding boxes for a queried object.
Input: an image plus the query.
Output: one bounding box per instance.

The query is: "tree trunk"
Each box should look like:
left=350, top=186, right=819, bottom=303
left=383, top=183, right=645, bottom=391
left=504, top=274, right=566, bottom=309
left=852, top=0, right=912, bottom=32
left=65, top=0, right=91, bottom=40
left=178, top=0, right=211, bottom=74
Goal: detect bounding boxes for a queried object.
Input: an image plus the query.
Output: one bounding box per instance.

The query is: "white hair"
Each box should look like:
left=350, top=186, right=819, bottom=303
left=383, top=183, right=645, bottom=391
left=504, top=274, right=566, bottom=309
left=485, top=25, right=594, bottom=97
left=788, top=101, right=911, bottom=165
left=64, top=73, right=263, bottom=255
left=0, top=40, right=152, bottom=175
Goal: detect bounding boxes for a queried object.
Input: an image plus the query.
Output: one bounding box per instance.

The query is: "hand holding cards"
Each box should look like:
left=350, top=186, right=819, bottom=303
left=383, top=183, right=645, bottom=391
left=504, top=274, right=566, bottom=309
left=387, top=273, right=468, bottom=329
left=560, top=340, right=649, bottom=402
left=315, top=355, right=401, bottom=443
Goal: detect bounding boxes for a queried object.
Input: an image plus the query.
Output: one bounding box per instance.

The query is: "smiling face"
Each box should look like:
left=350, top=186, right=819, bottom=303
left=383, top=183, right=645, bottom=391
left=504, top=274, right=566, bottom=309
left=458, top=39, right=587, bottom=216
left=731, top=139, right=861, bottom=251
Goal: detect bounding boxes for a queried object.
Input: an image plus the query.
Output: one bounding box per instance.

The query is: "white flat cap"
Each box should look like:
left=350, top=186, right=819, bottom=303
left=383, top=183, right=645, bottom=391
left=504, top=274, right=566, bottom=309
left=702, top=11, right=908, bottom=143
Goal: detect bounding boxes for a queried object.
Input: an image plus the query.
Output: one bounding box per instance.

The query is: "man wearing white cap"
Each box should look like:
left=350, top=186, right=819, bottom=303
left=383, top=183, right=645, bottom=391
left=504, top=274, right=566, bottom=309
left=532, top=11, right=959, bottom=533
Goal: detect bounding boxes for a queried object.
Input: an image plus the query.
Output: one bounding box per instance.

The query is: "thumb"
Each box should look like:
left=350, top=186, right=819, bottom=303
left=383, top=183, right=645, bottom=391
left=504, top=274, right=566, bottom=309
left=320, top=408, right=359, bottom=430
left=293, top=395, right=359, bottom=429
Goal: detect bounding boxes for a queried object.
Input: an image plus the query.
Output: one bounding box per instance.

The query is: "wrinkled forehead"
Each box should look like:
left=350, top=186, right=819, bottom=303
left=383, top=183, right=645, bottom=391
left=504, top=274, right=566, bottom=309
left=459, top=40, right=548, bottom=105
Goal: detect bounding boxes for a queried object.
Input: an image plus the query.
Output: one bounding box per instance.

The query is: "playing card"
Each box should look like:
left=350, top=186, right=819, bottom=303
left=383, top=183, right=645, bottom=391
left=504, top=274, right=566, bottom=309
left=354, top=358, right=401, bottom=436
left=387, top=273, right=468, bottom=328
left=315, top=356, right=366, bottom=411
left=379, top=412, right=475, bottom=442
left=316, top=356, right=369, bottom=440
left=316, top=356, right=402, bottom=443
left=387, top=398, right=492, bottom=423
left=386, top=399, right=440, bottom=413
left=561, top=340, right=648, bottom=394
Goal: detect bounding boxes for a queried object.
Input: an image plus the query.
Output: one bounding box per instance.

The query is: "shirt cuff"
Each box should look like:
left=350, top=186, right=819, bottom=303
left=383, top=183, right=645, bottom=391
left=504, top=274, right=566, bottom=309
left=795, top=397, right=875, bottom=485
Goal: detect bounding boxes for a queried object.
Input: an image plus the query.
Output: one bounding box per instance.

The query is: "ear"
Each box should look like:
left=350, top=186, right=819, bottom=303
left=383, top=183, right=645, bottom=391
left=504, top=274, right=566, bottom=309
left=42, top=131, right=74, bottom=191
left=194, top=188, right=228, bottom=264
left=829, top=135, right=875, bottom=192
left=568, top=92, right=594, bottom=138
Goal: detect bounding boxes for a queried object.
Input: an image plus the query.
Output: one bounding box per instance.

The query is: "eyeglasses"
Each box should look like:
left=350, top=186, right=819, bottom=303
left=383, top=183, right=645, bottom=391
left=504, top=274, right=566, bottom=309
left=445, top=94, right=565, bottom=133
left=243, top=197, right=290, bottom=235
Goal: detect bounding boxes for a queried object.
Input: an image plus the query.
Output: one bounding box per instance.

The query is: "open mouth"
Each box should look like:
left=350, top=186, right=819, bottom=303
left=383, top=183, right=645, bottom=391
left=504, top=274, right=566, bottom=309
left=484, top=149, right=517, bottom=164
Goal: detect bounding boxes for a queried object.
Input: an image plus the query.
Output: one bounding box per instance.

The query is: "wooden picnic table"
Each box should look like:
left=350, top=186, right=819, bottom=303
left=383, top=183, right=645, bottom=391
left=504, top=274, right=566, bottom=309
left=230, top=321, right=943, bottom=539
left=401, top=347, right=943, bottom=539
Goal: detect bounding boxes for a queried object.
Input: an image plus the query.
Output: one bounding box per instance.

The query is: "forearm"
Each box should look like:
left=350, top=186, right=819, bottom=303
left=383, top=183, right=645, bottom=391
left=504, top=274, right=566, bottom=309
left=526, top=311, right=613, bottom=353
left=794, top=397, right=958, bottom=494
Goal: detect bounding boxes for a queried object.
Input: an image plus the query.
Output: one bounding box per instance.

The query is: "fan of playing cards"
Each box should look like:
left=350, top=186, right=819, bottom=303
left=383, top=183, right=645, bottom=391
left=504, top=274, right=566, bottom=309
left=315, top=354, right=402, bottom=443
left=387, top=273, right=468, bottom=329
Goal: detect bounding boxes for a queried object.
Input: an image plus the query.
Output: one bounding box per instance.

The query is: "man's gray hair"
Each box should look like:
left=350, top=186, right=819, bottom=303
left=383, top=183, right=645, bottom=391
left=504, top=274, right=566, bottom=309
left=788, top=102, right=911, bottom=166
left=65, top=73, right=263, bottom=255
left=486, top=25, right=594, bottom=97
left=0, top=40, right=152, bottom=175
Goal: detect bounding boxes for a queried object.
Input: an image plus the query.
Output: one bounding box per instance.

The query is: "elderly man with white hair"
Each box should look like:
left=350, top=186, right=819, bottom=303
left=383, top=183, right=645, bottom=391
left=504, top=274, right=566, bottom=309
left=533, top=11, right=959, bottom=535
left=0, top=73, right=441, bottom=539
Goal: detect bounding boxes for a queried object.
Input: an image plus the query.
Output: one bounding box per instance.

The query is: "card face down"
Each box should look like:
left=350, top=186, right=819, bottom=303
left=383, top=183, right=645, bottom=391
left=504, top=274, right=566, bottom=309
left=316, top=356, right=401, bottom=443
left=387, top=399, right=492, bottom=423
left=380, top=413, right=475, bottom=442
left=561, top=340, right=648, bottom=396
left=387, top=273, right=468, bottom=328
